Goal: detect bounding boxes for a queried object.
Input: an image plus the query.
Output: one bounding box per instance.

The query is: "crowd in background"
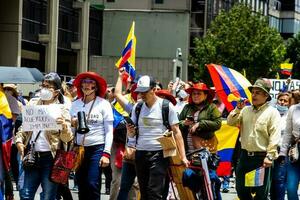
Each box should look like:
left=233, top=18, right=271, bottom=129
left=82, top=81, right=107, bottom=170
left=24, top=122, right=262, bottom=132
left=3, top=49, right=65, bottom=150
left=0, top=68, right=300, bottom=200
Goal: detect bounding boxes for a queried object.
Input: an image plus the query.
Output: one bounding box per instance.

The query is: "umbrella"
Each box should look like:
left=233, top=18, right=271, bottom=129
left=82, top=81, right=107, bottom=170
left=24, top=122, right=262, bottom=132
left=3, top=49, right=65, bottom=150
left=0, top=66, right=44, bottom=84
left=206, top=64, right=252, bottom=112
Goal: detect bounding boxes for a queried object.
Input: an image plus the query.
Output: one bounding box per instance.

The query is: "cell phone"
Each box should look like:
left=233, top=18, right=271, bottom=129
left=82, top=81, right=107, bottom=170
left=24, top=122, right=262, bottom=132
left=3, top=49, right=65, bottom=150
left=186, top=115, right=194, bottom=121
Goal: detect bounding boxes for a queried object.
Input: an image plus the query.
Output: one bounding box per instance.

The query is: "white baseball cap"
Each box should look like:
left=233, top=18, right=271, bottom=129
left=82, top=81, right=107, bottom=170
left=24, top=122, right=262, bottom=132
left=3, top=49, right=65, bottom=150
left=134, top=75, right=156, bottom=93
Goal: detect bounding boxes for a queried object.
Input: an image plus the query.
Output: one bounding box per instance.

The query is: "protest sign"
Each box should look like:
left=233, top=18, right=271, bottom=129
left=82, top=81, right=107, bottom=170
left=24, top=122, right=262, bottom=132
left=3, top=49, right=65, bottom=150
left=22, top=104, right=62, bottom=132
left=269, top=79, right=300, bottom=99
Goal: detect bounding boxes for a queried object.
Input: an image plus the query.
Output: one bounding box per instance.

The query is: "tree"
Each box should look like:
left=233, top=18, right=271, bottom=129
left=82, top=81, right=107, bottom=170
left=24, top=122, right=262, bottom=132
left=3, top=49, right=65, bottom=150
left=286, top=33, right=300, bottom=79
left=190, top=4, right=286, bottom=83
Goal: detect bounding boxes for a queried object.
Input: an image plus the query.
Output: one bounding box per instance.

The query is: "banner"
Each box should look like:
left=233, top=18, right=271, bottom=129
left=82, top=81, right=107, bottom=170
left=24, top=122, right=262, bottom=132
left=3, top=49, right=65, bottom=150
left=269, top=79, right=300, bottom=99
left=22, top=105, right=62, bottom=131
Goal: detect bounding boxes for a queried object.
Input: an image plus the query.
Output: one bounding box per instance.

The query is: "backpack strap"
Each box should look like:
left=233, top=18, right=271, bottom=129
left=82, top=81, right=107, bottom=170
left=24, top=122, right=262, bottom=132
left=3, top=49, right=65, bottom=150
left=162, top=99, right=170, bottom=130
left=134, top=101, right=143, bottom=144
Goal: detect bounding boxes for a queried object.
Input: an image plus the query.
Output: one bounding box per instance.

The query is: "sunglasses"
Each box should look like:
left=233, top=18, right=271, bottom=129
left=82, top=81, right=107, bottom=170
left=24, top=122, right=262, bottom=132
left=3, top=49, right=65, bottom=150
left=81, top=79, right=96, bottom=84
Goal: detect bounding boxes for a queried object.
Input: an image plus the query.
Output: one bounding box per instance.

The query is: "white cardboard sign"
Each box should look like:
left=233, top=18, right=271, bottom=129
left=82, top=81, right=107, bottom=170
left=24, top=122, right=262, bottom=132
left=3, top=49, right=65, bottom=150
left=269, top=79, right=300, bottom=99
left=22, top=104, right=62, bottom=132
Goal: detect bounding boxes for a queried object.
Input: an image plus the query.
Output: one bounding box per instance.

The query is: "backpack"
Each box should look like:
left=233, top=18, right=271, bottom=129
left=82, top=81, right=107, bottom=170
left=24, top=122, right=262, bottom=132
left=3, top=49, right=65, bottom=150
left=135, top=98, right=171, bottom=130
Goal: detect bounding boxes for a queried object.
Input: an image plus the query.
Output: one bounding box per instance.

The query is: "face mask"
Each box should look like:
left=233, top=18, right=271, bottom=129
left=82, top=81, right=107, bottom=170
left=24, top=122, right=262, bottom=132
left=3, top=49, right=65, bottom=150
left=40, top=88, right=53, bottom=101
left=276, top=104, right=288, bottom=115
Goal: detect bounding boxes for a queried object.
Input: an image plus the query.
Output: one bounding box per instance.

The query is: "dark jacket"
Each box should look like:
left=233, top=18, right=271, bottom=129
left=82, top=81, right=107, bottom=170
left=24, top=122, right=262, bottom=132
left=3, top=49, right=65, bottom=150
left=179, top=101, right=222, bottom=151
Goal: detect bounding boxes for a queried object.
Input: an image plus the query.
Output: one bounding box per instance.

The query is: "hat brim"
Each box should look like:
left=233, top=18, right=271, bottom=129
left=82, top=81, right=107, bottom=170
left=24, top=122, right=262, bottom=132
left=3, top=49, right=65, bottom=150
left=186, top=88, right=215, bottom=103
left=74, top=72, right=107, bottom=98
left=155, top=90, right=177, bottom=105
left=134, top=87, right=151, bottom=93
left=248, top=86, right=272, bottom=101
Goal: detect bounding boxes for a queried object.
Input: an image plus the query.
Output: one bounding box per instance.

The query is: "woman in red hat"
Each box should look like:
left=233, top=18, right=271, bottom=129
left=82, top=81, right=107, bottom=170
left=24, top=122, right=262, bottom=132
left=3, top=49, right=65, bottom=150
left=70, top=72, right=114, bottom=200
left=179, top=82, right=222, bottom=199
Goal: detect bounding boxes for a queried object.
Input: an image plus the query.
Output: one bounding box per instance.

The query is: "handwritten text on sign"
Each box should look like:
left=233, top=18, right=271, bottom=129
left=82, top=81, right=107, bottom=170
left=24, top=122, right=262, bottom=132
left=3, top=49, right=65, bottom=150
left=22, top=105, right=62, bottom=131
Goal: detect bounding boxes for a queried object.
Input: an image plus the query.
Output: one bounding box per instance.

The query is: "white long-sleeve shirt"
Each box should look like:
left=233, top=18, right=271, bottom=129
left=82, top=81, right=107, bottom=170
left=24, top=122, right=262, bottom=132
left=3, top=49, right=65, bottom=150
left=280, top=104, right=300, bottom=156
left=70, top=97, right=114, bottom=155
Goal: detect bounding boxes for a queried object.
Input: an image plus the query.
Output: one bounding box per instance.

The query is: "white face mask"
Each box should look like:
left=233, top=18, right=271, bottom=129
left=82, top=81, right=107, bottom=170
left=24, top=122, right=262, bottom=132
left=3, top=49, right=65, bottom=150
left=40, top=88, right=53, bottom=101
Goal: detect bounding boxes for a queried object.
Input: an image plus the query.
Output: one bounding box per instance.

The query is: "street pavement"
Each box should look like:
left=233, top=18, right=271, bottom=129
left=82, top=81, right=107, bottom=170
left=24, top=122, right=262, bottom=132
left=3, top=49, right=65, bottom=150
left=12, top=175, right=299, bottom=200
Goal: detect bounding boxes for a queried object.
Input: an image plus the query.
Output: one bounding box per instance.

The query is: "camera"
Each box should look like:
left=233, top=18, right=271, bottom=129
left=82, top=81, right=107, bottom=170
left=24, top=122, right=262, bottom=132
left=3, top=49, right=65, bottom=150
left=177, top=48, right=182, bottom=57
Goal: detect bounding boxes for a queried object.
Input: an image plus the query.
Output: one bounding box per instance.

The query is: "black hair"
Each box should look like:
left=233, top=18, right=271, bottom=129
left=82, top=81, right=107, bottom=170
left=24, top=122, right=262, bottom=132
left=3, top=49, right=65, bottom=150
left=43, top=72, right=64, bottom=104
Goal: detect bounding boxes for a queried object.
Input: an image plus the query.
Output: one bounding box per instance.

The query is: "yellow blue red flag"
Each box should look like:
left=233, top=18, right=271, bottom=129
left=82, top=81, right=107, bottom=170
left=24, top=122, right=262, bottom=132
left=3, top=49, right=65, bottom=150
left=215, top=121, right=239, bottom=176
left=245, top=167, right=265, bottom=187
left=280, top=63, right=293, bottom=76
left=0, top=90, right=13, bottom=173
left=116, top=21, right=136, bottom=80
left=207, top=64, right=252, bottom=112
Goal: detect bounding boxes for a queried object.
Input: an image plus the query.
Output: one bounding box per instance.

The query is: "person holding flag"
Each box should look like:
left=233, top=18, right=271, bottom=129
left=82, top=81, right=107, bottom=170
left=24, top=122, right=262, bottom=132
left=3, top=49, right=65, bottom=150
left=227, top=78, right=281, bottom=200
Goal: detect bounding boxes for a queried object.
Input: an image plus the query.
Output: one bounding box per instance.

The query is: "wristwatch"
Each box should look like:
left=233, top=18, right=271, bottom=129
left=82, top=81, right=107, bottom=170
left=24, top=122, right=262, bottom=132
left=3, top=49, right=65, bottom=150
left=266, top=155, right=273, bottom=161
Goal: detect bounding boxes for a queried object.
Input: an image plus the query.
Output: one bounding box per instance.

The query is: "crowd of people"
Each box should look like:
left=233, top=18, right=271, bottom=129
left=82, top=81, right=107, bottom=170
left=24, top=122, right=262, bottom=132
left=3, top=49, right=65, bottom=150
left=0, top=68, right=300, bottom=200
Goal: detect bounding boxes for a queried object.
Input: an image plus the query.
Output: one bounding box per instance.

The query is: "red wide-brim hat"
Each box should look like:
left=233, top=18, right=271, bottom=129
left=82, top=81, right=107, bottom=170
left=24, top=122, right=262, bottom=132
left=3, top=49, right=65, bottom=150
left=155, top=89, right=177, bottom=105
left=186, top=83, right=215, bottom=103
left=73, top=72, right=107, bottom=98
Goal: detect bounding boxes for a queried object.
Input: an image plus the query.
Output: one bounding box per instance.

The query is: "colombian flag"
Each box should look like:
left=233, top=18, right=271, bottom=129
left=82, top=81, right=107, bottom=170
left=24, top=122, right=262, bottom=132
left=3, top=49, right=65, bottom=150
left=215, top=121, right=239, bottom=176
left=207, top=64, right=252, bottom=112
left=116, top=21, right=136, bottom=81
left=0, top=90, right=13, bottom=171
left=280, top=63, right=293, bottom=76
left=245, top=167, right=265, bottom=187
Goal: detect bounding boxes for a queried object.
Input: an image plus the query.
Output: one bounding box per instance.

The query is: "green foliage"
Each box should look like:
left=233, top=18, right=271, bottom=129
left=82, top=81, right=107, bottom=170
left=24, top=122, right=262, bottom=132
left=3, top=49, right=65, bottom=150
left=286, top=33, right=300, bottom=79
left=190, top=4, right=286, bottom=83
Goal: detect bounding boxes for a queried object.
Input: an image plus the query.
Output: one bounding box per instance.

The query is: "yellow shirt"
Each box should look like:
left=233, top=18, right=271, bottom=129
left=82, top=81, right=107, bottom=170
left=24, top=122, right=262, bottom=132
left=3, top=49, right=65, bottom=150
left=227, top=103, right=281, bottom=159
left=114, top=93, right=134, bottom=117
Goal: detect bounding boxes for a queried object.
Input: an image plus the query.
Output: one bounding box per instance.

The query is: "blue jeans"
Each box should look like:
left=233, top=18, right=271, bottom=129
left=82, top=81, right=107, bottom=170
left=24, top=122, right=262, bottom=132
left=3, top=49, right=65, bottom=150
left=286, top=159, right=300, bottom=200
left=270, top=158, right=287, bottom=200
left=117, top=161, right=136, bottom=200
left=209, top=170, right=222, bottom=200
left=19, top=152, right=58, bottom=200
left=222, top=176, right=230, bottom=190
left=76, top=144, right=104, bottom=200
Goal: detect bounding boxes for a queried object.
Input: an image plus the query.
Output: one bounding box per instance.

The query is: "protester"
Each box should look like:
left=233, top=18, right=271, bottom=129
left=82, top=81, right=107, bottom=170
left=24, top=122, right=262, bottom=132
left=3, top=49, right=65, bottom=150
left=114, top=69, right=139, bottom=200
left=227, top=78, right=281, bottom=200
left=127, top=75, right=188, bottom=200
left=3, top=84, right=22, bottom=121
left=179, top=82, right=222, bottom=199
left=70, top=72, right=113, bottom=200
left=0, top=83, right=14, bottom=200
left=15, top=72, right=73, bottom=200
left=289, top=90, right=300, bottom=106
left=270, top=92, right=290, bottom=200
left=66, top=79, right=77, bottom=101
left=279, top=91, right=300, bottom=200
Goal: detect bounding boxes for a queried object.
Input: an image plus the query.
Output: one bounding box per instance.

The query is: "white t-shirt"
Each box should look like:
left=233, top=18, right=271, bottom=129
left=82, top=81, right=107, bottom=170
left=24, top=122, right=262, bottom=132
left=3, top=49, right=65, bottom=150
left=70, top=97, right=114, bottom=150
left=30, top=130, right=51, bottom=152
left=131, top=97, right=179, bottom=151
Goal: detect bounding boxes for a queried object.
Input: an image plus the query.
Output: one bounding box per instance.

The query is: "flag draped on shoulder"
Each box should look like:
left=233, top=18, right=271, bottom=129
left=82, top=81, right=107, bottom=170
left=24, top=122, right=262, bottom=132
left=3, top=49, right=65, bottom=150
left=280, top=63, right=293, bottom=76
left=116, top=21, right=136, bottom=80
left=0, top=90, right=13, bottom=172
left=215, top=121, right=239, bottom=176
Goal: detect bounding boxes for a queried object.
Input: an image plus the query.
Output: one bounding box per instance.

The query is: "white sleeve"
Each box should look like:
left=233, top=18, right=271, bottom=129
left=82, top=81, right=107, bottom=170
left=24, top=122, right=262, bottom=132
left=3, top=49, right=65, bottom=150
left=103, top=120, right=113, bottom=155
left=168, top=102, right=179, bottom=126
left=102, top=100, right=114, bottom=155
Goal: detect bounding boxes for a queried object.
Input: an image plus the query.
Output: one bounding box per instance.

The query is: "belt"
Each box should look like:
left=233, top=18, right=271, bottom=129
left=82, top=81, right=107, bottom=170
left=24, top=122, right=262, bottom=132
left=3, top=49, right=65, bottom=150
left=242, top=149, right=266, bottom=157
left=35, top=151, right=52, bottom=157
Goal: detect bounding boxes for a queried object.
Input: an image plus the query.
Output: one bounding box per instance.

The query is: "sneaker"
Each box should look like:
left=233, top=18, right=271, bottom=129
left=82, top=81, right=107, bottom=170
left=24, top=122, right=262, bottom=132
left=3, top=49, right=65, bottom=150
left=222, top=188, right=229, bottom=193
